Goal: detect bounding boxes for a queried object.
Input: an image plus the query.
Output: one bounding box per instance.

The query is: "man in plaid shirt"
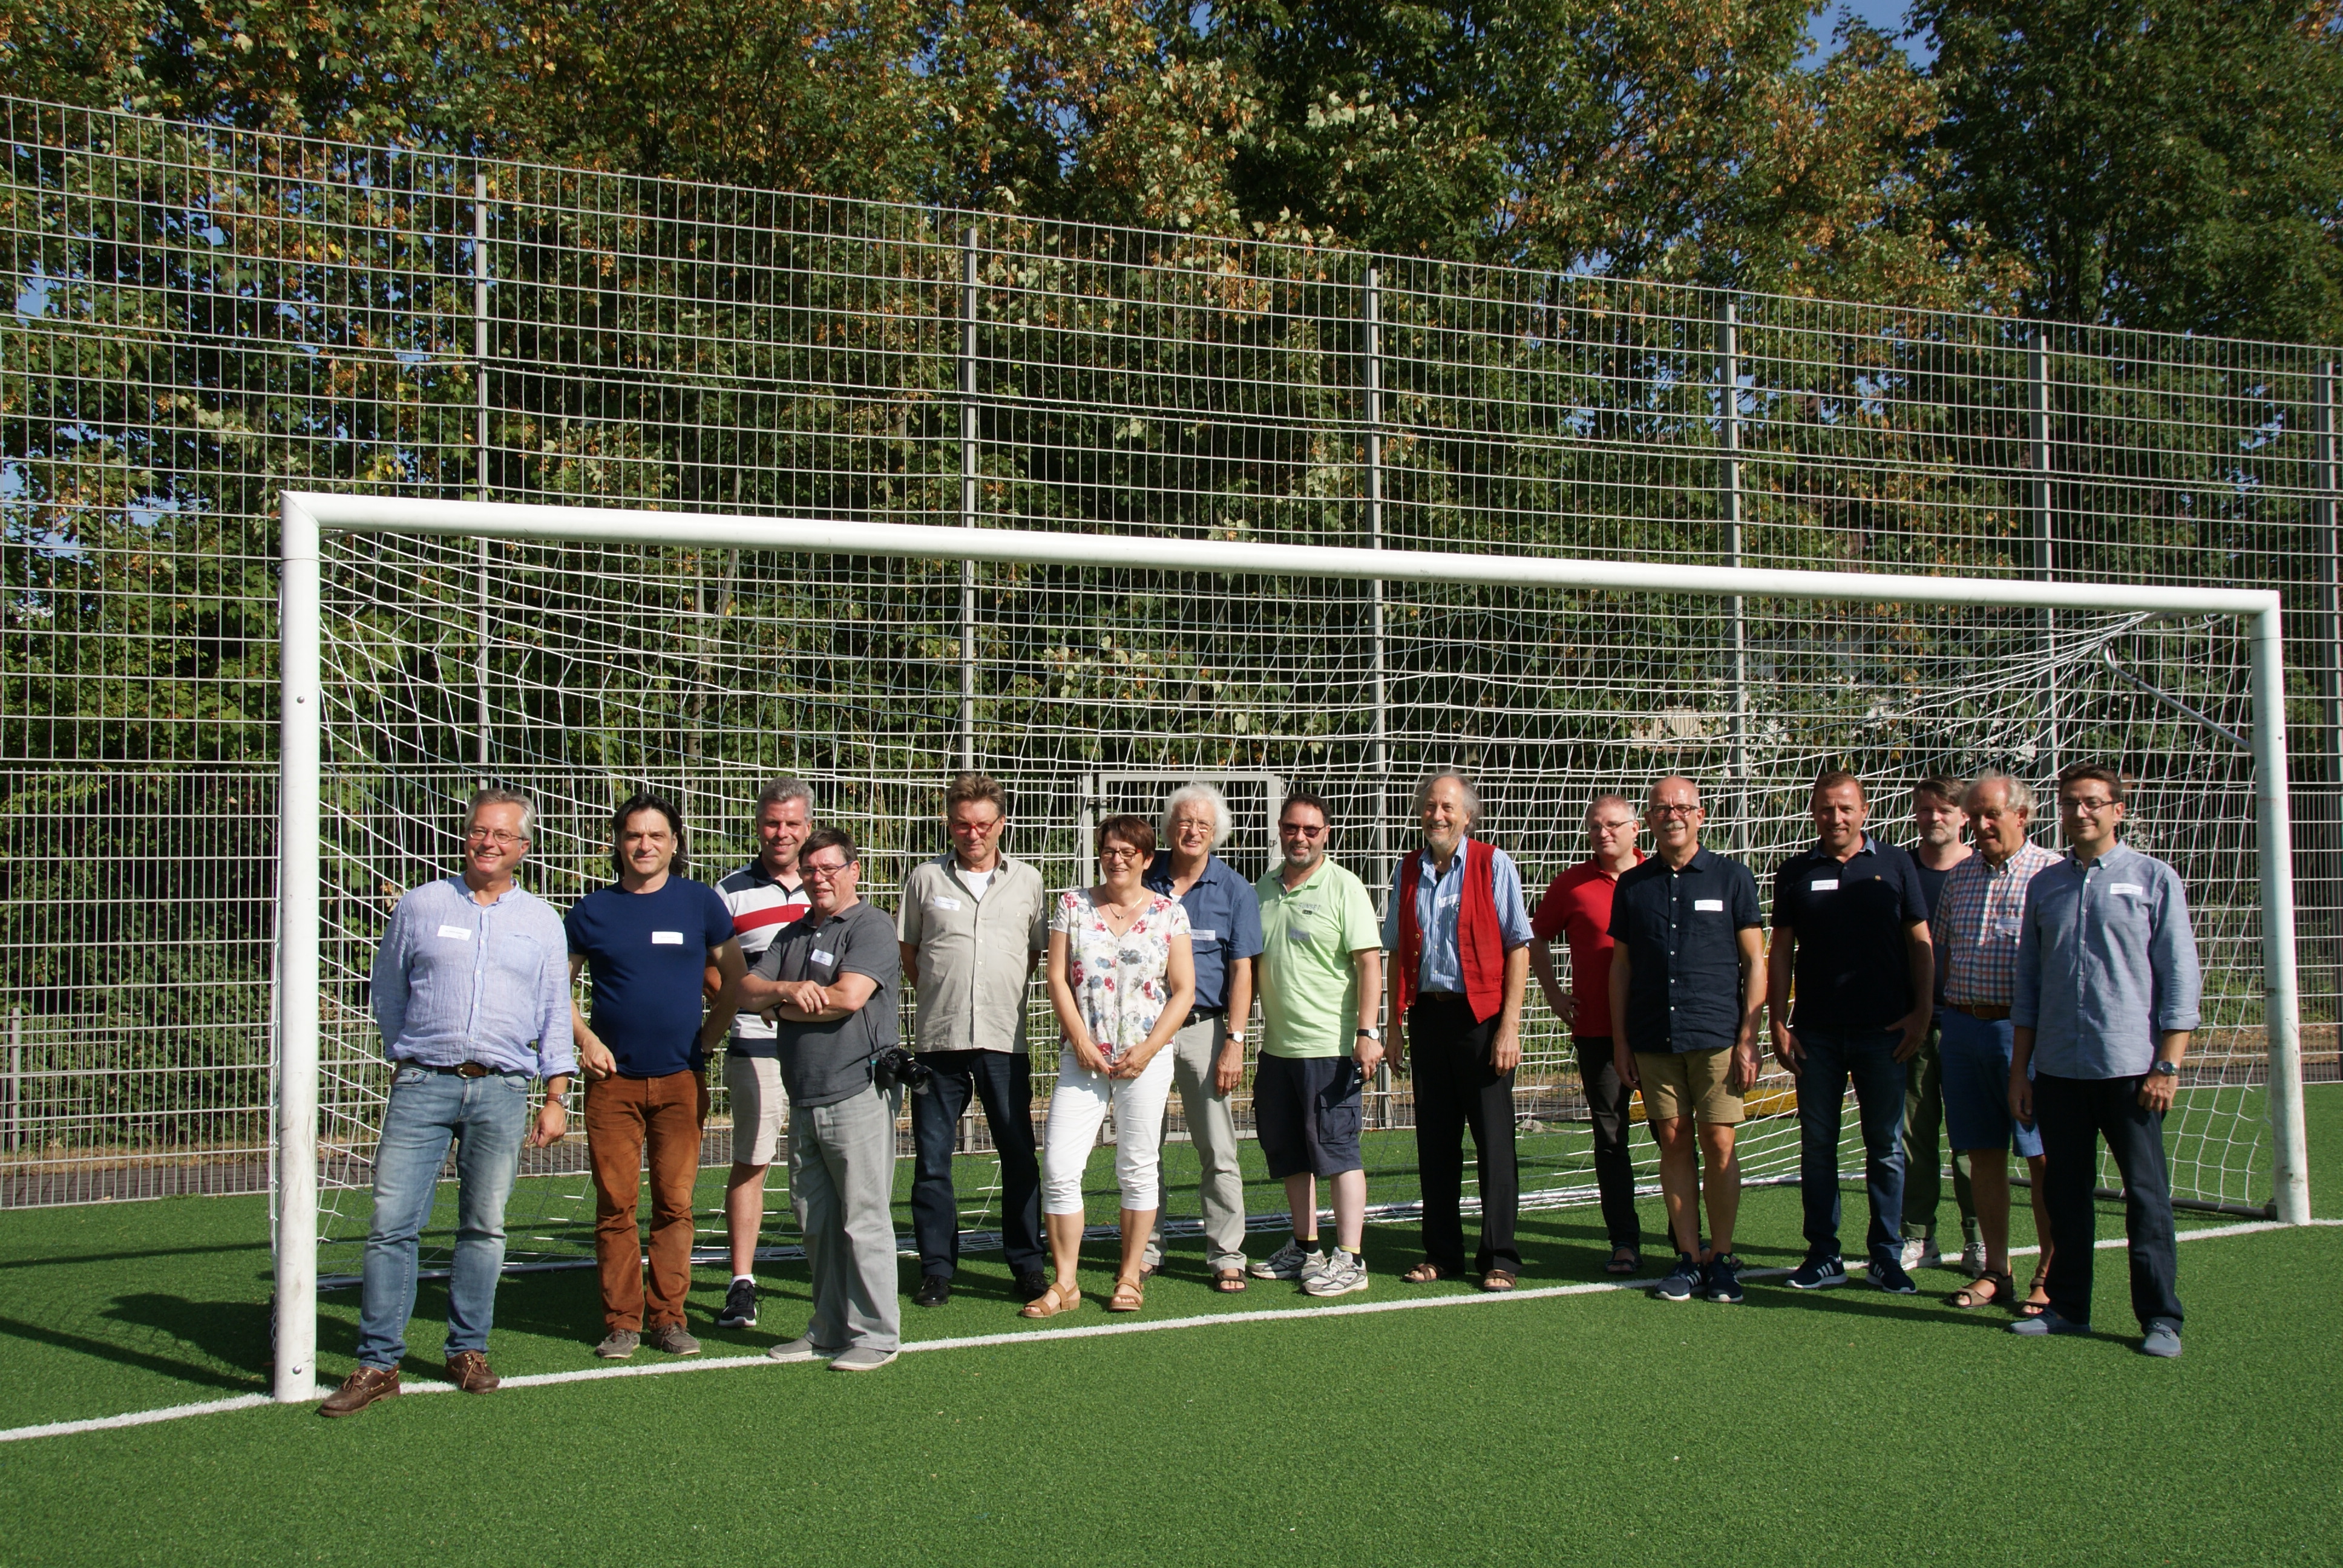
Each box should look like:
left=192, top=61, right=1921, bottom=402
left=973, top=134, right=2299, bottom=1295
left=1931, top=772, right=2060, bottom=1316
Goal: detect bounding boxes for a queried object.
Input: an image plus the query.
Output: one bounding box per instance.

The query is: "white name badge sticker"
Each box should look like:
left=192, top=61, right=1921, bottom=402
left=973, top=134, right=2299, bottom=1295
left=651, top=930, right=684, bottom=946
left=1810, top=879, right=1840, bottom=892
left=1694, top=898, right=1725, bottom=912
left=436, top=924, right=473, bottom=941
left=930, top=896, right=963, bottom=911
left=1289, top=926, right=1316, bottom=942
left=2110, top=882, right=2145, bottom=897
left=811, top=948, right=836, bottom=965
left=1189, top=928, right=1218, bottom=943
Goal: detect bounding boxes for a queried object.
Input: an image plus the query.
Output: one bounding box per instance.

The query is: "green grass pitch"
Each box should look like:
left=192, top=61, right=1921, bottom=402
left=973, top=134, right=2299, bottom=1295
left=2, top=1088, right=2338, bottom=1566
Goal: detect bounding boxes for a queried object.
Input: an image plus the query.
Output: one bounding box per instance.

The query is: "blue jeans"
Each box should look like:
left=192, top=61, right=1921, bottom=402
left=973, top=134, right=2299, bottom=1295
left=1792, top=1026, right=1909, bottom=1267
left=355, top=1065, right=529, bottom=1368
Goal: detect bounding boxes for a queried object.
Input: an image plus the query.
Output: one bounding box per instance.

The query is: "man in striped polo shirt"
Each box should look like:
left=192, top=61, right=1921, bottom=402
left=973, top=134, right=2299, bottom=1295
left=713, top=779, right=816, bottom=1330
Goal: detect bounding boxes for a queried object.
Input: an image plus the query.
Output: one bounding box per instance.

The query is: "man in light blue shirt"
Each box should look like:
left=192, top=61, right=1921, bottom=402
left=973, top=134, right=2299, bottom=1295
left=320, top=789, right=575, bottom=1416
left=2010, top=762, right=2201, bottom=1357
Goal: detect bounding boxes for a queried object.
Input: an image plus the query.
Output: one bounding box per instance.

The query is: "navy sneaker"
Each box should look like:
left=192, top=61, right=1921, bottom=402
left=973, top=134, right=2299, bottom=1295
left=2009, top=1307, right=2091, bottom=1337
left=1787, top=1253, right=1849, bottom=1290
left=1870, top=1258, right=1918, bottom=1295
left=2139, top=1319, right=2183, bottom=1358
left=1705, top=1252, right=1745, bottom=1303
left=1654, top=1253, right=1704, bottom=1302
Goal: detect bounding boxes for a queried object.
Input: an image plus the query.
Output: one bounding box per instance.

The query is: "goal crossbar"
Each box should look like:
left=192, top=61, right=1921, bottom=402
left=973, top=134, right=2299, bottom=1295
left=272, top=489, right=2313, bottom=1402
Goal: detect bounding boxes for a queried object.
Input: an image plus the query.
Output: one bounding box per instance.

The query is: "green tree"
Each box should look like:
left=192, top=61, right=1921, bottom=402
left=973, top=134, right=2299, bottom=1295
left=1919, top=0, right=2343, bottom=341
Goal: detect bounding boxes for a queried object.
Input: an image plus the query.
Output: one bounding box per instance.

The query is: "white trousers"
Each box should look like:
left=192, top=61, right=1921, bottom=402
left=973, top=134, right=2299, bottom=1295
left=1040, top=1047, right=1178, bottom=1214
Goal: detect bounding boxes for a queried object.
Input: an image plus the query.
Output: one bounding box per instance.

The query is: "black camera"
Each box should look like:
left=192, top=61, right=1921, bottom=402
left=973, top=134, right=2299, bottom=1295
left=869, top=1046, right=934, bottom=1094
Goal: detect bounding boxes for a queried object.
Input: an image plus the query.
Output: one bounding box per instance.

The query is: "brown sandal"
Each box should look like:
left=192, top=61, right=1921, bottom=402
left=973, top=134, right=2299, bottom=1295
left=2017, top=1263, right=2053, bottom=1319
left=1401, top=1262, right=1461, bottom=1284
left=1106, top=1275, right=1145, bottom=1312
left=1481, top=1269, right=1518, bottom=1292
left=1951, top=1270, right=2014, bottom=1310
left=1018, top=1281, right=1081, bottom=1319
left=1211, top=1268, right=1248, bottom=1293
left=1604, top=1249, right=1642, bottom=1277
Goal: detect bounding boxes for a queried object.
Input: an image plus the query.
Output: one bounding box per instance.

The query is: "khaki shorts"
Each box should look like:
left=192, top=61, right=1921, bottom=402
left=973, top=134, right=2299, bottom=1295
left=1635, top=1048, right=1746, bottom=1127
left=723, top=1053, right=786, bottom=1166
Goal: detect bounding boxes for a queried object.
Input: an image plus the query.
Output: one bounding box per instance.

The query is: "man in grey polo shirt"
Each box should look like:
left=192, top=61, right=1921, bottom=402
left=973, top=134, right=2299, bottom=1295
left=2010, top=762, right=2201, bottom=1357
left=898, top=772, right=1050, bottom=1307
left=741, top=827, right=904, bottom=1371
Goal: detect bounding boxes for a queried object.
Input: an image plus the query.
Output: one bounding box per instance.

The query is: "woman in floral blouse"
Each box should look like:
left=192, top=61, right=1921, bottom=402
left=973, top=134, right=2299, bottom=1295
left=1024, top=814, right=1196, bottom=1317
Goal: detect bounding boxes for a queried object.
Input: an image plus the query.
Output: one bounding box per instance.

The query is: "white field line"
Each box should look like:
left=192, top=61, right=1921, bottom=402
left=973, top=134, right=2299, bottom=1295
left=8, top=1216, right=2338, bottom=1446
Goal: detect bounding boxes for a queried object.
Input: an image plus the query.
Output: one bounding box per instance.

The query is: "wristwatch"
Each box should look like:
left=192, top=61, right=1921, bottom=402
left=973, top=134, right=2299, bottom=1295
left=1356, top=1026, right=1381, bottom=1042
left=2151, top=1060, right=2180, bottom=1077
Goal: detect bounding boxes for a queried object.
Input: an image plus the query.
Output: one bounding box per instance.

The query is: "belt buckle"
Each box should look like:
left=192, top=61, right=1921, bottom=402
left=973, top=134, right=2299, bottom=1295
left=457, top=1061, right=490, bottom=1078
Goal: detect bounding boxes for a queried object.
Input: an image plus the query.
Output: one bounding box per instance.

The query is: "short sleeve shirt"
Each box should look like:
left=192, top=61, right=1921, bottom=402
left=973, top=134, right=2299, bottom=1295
left=1144, top=852, right=1266, bottom=1012
left=755, top=898, right=902, bottom=1108
left=563, top=877, right=735, bottom=1078
left=1770, top=837, right=1931, bottom=1031
left=1254, top=858, right=1383, bottom=1058
left=1607, top=848, right=1761, bottom=1054
left=1530, top=855, right=1644, bottom=1039
left=897, top=854, right=1049, bottom=1054
left=1051, top=890, right=1190, bottom=1063
left=716, top=861, right=811, bottom=1053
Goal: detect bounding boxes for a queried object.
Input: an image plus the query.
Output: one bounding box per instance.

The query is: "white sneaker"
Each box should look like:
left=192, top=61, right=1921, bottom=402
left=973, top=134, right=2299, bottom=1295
left=1898, top=1237, right=1943, bottom=1272
left=1959, top=1241, right=1988, bottom=1275
left=1248, top=1237, right=1326, bottom=1280
left=1303, top=1250, right=1369, bottom=1297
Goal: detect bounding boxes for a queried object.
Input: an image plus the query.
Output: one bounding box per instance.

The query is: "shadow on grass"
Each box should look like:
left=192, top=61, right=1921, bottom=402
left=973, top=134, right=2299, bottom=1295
left=0, top=1304, right=269, bottom=1393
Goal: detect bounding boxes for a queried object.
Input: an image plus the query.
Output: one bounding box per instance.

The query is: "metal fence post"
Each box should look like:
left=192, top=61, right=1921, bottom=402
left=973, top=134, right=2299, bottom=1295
left=2318, top=362, right=2341, bottom=1014
left=5, top=1008, right=19, bottom=1154
left=473, top=168, right=493, bottom=780
left=1365, top=265, right=1391, bottom=1127
left=2030, top=330, right=2060, bottom=775
left=958, top=226, right=980, bottom=773
left=1719, top=296, right=1749, bottom=848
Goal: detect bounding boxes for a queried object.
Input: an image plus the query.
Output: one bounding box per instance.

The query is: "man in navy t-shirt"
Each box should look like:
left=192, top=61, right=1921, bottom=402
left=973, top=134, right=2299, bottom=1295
left=1766, top=772, right=1934, bottom=1296
left=566, top=793, right=744, bottom=1361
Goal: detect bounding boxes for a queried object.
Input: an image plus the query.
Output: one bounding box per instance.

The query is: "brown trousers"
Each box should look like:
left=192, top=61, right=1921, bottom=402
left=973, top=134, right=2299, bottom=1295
left=585, top=1069, right=709, bottom=1331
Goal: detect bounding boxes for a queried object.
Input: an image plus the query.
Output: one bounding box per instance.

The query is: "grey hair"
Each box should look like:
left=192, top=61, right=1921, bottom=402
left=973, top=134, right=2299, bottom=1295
left=467, top=787, right=534, bottom=841
left=756, top=777, right=814, bottom=815
left=1414, top=769, right=1481, bottom=826
left=1584, top=792, right=1634, bottom=818
left=1965, top=771, right=2036, bottom=815
left=1162, top=781, right=1233, bottom=848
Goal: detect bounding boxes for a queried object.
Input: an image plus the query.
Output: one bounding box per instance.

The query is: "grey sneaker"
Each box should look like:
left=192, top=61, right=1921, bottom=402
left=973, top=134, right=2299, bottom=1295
left=2139, top=1320, right=2183, bottom=1358
left=1249, top=1236, right=1326, bottom=1280
left=645, top=1322, right=701, bottom=1356
left=2009, top=1307, right=2091, bottom=1337
left=1959, top=1241, right=1988, bottom=1275
left=1303, top=1250, right=1369, bottom=1298
left=715, top=1278, right=758, bottom=1328
left=594, top=1329, right=640, bottom=1359
left=1898, top=1236, right=1942, bottom=1272
left=765, top=1335, right=839, bottom=1364
left=828, top=1345, right=899, bottom=1372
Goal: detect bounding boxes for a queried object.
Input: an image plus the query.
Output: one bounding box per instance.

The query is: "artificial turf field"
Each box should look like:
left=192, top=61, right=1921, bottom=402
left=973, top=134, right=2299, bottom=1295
left=3, top=1091, right=2339, bottom=1566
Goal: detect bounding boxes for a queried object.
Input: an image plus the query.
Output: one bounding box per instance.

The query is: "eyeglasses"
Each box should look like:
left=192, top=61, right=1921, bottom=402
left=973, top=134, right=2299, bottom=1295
left=2060, top=796, right=2119, bottom=814
left=1278, top=823, right=1328, bottom=838
left=1098, top=845, right=1144, bottom=861
left=1647, top=803, right=1701, bottom=818
left=802, top=860, right=854, bottom=881
left=464, top=828, right=526, bottom=846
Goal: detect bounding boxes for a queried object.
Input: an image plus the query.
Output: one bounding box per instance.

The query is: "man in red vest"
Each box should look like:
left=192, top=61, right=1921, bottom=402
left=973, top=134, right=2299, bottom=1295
left=1383, top=771, right=1535, bottom=1290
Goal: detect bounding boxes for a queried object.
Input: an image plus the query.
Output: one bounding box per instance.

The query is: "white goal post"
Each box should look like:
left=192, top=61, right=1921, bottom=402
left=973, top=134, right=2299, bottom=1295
left=272, top=490, right=2315, bottom=1401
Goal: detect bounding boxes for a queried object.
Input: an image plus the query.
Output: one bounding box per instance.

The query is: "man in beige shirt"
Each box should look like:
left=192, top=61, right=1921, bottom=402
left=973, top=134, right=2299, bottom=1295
left=897, top=772, right=1051, bottom=1305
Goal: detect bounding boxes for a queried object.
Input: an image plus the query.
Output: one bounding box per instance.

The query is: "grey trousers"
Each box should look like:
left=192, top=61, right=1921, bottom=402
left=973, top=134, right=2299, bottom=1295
left=1144, top=1014, right=1249, bottom=1273
left=789, top=1082, right=902, bottom=1353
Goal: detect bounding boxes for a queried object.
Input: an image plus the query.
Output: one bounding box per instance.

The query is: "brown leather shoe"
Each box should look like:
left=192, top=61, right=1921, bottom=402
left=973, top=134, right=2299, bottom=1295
left=444, top=1350, right=500, bottom=1393
left=318, top=1364, right=401, bottom=1417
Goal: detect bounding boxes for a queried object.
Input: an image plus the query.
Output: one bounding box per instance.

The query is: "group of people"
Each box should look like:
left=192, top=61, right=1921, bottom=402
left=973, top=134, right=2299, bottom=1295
left=320, top=758, right=2203, bottom=1417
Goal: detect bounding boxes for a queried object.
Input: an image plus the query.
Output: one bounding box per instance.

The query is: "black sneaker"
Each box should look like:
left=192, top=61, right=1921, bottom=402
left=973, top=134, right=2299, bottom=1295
left=715, top=1278, right=758, bottom=1328
left=1787, top=1253, right=1849, bottom=1290
left=1705, top=1252, right=1745, bottom=1303
left=1014, top=1270, right=1052, bottom=1302
left=1871, top=1258, right=1918, bottom=1295
left=1654, top=1253, right=1703, bottom=1302
left=913, top=1275, right=951, bottom=1308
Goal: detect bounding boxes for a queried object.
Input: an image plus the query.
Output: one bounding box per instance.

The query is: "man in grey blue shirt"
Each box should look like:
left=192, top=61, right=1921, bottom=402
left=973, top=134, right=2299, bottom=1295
left=2010, top=762, right=2202, bottom=1357
left=321, top=789, right=576, bottom=1417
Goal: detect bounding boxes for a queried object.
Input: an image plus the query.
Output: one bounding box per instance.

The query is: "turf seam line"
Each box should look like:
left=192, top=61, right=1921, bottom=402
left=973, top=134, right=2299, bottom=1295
left=8, top=1216, right=2337, bottom=1445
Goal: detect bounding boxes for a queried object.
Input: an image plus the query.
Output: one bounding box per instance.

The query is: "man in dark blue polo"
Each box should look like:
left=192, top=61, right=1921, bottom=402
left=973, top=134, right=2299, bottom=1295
left=1607, top=775, right=1766, bottom=1304
left=1767, top=771, right=1935, bottom=1296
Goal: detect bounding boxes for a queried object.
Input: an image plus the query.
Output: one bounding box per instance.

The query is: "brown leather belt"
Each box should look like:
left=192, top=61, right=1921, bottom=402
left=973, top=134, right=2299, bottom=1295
left=1949, top=1003, right=2011, bottom=1022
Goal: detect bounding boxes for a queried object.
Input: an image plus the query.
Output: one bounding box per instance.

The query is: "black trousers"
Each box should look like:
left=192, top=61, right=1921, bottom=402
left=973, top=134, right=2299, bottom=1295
left=909, top=1050, right=1045, bottom=1278
left=1410, top=995, right=1521, bottom=1275
left=2034, top=1070, right=2183, bottom=1330
left=1575, top=1036, right=1642, bottom=1253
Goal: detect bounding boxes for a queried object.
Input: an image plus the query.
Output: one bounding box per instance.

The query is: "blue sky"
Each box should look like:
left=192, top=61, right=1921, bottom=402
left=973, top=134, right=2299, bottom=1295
left=1806, top=0, right=1935, bottom=67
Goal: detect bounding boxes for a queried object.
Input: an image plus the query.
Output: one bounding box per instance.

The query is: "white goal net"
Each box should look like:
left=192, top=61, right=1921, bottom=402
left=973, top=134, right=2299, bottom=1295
left=272, top=494, right=2310, bottom=1393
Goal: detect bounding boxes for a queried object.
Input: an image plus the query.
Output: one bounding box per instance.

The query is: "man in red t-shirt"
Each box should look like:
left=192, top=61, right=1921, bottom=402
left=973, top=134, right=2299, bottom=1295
left=1529, top=792, right=1647, bottom=1275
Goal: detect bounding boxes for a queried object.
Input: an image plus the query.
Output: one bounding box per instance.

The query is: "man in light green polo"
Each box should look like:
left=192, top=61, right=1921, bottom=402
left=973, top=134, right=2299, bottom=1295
left=1250, top=788, right=1384, bottom=1297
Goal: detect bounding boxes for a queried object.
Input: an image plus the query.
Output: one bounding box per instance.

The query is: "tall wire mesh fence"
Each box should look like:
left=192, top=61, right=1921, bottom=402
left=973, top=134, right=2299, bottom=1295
left=2, top=97, right=2336, bottom=1230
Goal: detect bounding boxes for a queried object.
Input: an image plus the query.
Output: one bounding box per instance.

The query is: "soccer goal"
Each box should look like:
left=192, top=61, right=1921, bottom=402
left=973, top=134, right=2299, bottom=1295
left=272, top=491, right=2315, bottom=1400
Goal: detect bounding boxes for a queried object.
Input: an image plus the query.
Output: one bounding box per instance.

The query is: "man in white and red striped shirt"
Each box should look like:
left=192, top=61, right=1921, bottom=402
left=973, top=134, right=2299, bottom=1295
left=712, top=779, right=815, bottom=1330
